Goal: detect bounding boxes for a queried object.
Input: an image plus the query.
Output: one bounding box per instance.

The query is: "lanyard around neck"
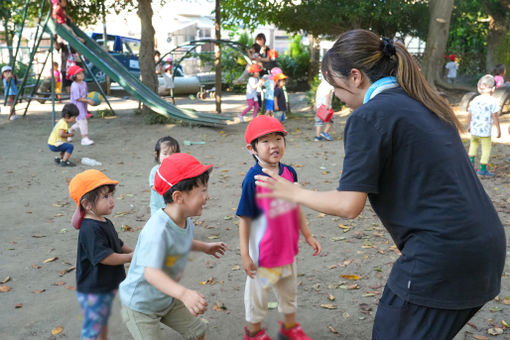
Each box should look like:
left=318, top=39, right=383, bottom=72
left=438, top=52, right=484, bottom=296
left=363, top=76, right=398, bottom=104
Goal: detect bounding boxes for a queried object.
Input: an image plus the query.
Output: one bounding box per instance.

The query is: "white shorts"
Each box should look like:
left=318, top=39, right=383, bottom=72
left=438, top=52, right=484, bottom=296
left=244, top=261, right=297, bottom=323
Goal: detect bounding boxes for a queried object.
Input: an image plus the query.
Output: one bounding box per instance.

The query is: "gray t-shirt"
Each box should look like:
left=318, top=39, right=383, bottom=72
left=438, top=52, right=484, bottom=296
left=119, top=209, right=194, bottom=313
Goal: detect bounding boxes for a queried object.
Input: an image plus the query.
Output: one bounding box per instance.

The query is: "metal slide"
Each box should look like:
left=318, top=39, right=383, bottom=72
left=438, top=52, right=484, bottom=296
left=45, top=20, right=230, bottom=127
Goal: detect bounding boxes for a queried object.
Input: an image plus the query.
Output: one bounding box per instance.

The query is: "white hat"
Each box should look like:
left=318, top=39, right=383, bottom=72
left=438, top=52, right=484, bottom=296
left=1, top=65, right=12, bottom=73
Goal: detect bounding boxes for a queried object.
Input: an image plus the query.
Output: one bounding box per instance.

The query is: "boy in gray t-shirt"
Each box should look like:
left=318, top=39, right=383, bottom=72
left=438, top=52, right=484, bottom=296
left=120, top=153, right=227, bottom=340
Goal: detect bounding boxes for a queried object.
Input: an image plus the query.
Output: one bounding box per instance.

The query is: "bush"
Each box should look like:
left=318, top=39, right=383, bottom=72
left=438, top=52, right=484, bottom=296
left=278, top=35, right=310, bottom=91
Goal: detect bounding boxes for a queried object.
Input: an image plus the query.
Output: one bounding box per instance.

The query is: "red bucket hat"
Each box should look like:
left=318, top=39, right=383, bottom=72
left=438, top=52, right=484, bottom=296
left=68, top=169, right=118, bottom=229
left=244, top=115, right=287, bottom=144
left=154, top=153, right=213, bottom=196
left=248, top=64, right=261, bottom=73
left=67, top=65, right=84, bottom=77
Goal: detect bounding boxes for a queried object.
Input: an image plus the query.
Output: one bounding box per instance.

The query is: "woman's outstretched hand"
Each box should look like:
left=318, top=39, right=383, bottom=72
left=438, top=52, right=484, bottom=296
left=255, top=168, right=301, bottom=202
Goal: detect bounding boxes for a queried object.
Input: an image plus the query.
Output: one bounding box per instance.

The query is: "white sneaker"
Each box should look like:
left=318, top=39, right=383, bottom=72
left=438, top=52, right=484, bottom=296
left=81, top=137, right=94, bottom=146
left=9, top=115, right=20, bottom=120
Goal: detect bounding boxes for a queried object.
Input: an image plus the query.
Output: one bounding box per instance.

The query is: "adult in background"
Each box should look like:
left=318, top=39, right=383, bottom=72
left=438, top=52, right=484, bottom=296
left=255, top=29, right=505, bottom=340
left=253, top=33, right=277, bottom=75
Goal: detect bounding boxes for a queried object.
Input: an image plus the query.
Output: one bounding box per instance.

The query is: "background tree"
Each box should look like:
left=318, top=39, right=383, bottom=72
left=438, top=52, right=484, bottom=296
left=480, top=0, right=510, bottom=71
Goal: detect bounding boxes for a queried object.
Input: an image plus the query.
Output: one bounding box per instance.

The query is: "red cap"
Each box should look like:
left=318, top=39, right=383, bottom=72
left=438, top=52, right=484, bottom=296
left=248, top=64, right=261, bottom=73
left=268, top=49, right=278, bottom=59
left=449, top=54, right=457, bottom=61
left=67, top=65, right=84, bottom=77
left=244, top=115, right=287, bottom=144
left=154, top=153, right=213, bottom=196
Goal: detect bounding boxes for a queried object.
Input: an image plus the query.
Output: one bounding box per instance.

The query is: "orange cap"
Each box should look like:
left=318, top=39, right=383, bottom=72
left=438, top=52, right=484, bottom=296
left=248, top=64, right=261, bottom=73
left=273, top=73, right=287, bottom=82
left=68, top=170, right=118, bottom=229
left=244, top=115, right=287, bottom=144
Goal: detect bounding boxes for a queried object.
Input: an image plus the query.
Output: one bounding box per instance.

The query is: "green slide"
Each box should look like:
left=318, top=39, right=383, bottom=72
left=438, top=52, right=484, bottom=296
left=46, top=20, right=230, bottom=127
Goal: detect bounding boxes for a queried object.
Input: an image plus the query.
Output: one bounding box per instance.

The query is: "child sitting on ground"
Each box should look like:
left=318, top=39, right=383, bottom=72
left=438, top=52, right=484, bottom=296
left=119, top=153, right=227, bottom=340
left=273, top=73, right=287, bottom=122
left=2, top=65, right=19, bottom=120
left=467, top=74, right=501, bottom=176
left=69, top=169, right=134, bottom=340
left=47, top=103, right=79, bottom=166
left=149, top=136, right=180, bottom=215
left=237, top=116, right=321, bottom=340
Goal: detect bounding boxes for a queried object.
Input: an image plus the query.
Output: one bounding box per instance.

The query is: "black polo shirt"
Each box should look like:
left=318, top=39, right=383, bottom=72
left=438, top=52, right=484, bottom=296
left=339, top=87, right=505, bottom=309
left=76, top=218, right=126, bottom=293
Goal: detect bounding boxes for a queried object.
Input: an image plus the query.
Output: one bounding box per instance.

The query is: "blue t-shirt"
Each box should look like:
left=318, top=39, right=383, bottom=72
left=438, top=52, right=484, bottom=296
left=3, top=77, right=18, bottom=96
left=339, top=87, right=505, bottom=309
left=119, top=209, right=194, bottom=314
left=76, top=218, right=126, bottom=293
left=149, top=164, right=165, bottom=215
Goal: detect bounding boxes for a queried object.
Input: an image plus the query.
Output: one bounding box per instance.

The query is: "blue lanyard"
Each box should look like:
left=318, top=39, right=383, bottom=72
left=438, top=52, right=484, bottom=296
left=363, top=76, right=398, bottom=104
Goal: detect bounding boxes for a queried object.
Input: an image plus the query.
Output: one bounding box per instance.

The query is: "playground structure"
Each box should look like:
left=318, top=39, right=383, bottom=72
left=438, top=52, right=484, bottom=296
left=3, top=0, right=257, bottom=127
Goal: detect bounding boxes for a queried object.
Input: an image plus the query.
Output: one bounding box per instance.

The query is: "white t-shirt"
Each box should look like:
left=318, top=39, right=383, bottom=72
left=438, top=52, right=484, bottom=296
left=445, top=61, right=458, bottom=79
left=469, top=94, right=501, bottom=137
left=315, top=80, right=334, bottom=110
left=246, top=77, right=259, bottom=101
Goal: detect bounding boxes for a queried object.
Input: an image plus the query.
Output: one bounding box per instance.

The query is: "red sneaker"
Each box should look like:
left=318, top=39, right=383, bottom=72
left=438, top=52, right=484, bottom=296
left=278, top=321, right=311, bottom=340
left=244, top=327, right=273, bottom=340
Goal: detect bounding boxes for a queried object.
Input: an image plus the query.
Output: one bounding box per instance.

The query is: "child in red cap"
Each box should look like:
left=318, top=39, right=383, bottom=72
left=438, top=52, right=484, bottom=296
left=68, top=169, right=134, bottom=340
left=68, top=65, right=95, bottom=145
left=119, top=153, right=227, bottom=340
left=237, top=116, right=321, bottom=340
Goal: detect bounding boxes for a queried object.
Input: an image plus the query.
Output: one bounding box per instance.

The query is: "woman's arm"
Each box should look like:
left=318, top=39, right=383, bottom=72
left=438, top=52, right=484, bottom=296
left=255, top=168, right=367, bottom=219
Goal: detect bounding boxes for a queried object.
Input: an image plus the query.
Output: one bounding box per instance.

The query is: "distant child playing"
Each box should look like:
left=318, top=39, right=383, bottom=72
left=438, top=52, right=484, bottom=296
left=48, top=103, right=79, bottom=166
left=120, top=153, right=227, bottom=340
left=2, top=65, right=19, bottom=120
left=68, top=65, right=95, bottom=145
left=273, top=73, right=287, bottom=122
left=314, top=79, right=335, bottom=141
left=53, top=61, right=62, bottom=102
left=494, top=64, right=506, bottom=88
left=149, top=136, right=180, bottom=215
left=237, top=116, right=321, bottom=340
left=68, top=169, right=134, bottom=340
left=467, top=74, right=501, bottom=176
left=240, top=64, right=263, bottom=122
left=262, top=75, right=274, bottom=116
left=51, top=0, right=85, bottom=43
left=445, top=54, right=459, bottom=84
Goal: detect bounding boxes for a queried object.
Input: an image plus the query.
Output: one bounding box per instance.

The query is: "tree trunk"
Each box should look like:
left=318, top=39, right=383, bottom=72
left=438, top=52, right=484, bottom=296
left=422, top=0, right=454, bottom=90
left=214, top=0, right=221, bottom=113
left=137, top=0, right=157, bottom=114
left=308, top=34, right=320, bottom=82
left=3, top=17, right=13, bottom=64
left=481, top=0, right=510, bottom=72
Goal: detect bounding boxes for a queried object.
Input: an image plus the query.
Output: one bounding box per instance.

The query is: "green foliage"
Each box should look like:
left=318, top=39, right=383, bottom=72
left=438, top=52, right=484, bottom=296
left=143, top=111, right=180, bottom=125
left=495, top=31, right=510, bottom=71
left=96, top=108, right=115, bottom=118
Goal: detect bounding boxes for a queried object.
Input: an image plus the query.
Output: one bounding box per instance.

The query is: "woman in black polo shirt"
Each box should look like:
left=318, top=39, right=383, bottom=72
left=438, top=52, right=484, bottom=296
left=255, top=29, right=505, bottom=340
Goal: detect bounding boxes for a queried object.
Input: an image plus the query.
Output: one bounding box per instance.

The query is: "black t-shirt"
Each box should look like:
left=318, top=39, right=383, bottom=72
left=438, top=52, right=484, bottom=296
left=274, top=87, right=286, bottom=112
left=339, top=87, right=505, bottom=309
left=76, top=218, right=126, bottom=293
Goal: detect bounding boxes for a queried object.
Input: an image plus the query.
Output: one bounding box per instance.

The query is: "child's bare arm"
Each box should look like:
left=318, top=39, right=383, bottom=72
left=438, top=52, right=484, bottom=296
left=191, top=240, right=226, bottom=258
left=493, top=112, right=501, bottom=138
left=58, top=128, right=73, bottom=138
left=466, top=112, right=472, bottom=132
left=298, top=208, right=321, bottom=256
left=144, top=267, right=207, bottom=316
left=77, top=97, right=95, bottom=105
left=121, top=243, right=134, bottom=254
left=100, top=251, right=132, bottom=265
left=239, top=216, right=257, bottom=278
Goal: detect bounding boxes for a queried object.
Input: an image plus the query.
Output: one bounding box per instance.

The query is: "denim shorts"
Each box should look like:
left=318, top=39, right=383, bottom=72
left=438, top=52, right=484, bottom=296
left=48, top=143, right=74, bottom=154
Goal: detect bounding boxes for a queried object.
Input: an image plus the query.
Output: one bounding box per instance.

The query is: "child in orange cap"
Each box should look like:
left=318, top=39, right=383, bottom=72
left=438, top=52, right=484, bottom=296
left=68, top=169, right=134, bottom=340
left=237, top=115, right=321, bottom=340
left=273, top=73, right=287, bottom=122
left=119, top=153, right=227, bottom=340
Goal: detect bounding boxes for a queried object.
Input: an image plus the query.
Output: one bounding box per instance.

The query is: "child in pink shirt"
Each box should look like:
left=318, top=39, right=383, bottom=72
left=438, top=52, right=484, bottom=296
left=236, top=116, right=321, bottom=340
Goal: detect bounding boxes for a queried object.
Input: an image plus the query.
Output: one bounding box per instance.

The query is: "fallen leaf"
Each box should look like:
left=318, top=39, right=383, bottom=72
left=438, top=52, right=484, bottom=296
left=328, top=294, right=336, bottom=301
left=231, top=265, right=241, bottom=271
left=211, top=301, right=227, bottom=311
left=121, top=224, right=132, bottom=232
left=51, top=325, right=64, bottom=335
left=340, top=274, right=361, bottom=280
left=502, top=320, right=509, bottom=328
left=1, top=276, right=10, bottom=284
left=33, top=289, right=46, bottom=294
left=58, top=266, right=76, bottom=277
left=15, top=303, right=22, bottom=309
left=328, top=325, right=338, bottom=334
left=31, top=235, right=46, bottom=238
left=32, top=264, right=41, bottom=269
left=490, top=306, right=502, bottom=312
left=473, top=336, right=488, bottom=340
left=328, top=264, right=337, bottom=269
left=223, top=215, right=233, bottom=220
left=0, top=286, right=11, bottom=292
left=65, top=286, right=76, bottom=291
left=43, top=257, right=58, bottom=263
left=52, top=281, right=66, bottom=286
left=114, top=212, right=129, bottom=217
left=501, top=297, right=510, bottom=305
left=487, top=328, right=503, bottom=335
left=207, top=235, right=219, bottom=240
left=320, top=303, right=337, bottom=309
left=199, top=277, right=218, bottom=285
left=330, top=236, right=345, bottom=241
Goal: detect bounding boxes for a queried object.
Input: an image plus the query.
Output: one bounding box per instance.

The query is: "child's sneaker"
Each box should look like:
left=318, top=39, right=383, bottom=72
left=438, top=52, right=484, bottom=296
left=81, top=137, right=94, bottom=146
left=320, top=132, right=332, bottom=141
left=476, top=169, right=494, bottom=177
left=60, top=160, right=76, bottom=167
left=238, top=115, right=245, bottom=123
left=244, top=327, right=273, bottom=340
left=54, top=157, right=62, bottom=164
left=314, top=136, right=323, bottom=142
left=278, top=321, right=311, bottom=340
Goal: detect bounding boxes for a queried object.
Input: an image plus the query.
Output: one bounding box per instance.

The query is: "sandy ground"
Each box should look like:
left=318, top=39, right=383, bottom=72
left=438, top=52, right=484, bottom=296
left=0, top=92, right=509, bottom=340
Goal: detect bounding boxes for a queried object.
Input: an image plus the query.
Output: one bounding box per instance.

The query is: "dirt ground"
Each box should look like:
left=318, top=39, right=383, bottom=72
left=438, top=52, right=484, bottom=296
left=0, top=92, right=509, bottom=340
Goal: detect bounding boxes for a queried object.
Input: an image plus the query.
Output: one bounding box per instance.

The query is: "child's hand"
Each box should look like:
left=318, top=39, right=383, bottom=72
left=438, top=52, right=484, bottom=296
left=87, top=99, right=95, bottom=105
left=180, top=288, right=208, bottom=316
left=127, top=252, right=134, bottom=262
left=242, top=254, right=257, bottom=278
left=204, top=242, right=227, bottom=258
left=306, top=236, right=322, bottom=256
left=69, top=131, right=75, bottom=137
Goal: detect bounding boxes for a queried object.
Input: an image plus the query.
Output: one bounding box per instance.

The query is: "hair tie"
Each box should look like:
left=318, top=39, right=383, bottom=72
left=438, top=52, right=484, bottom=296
left=381, top=37, right=396, bottom=57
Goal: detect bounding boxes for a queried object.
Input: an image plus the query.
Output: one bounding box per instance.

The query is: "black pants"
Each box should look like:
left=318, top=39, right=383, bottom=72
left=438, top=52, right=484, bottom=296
left=372, top=286, right=482, bottom=340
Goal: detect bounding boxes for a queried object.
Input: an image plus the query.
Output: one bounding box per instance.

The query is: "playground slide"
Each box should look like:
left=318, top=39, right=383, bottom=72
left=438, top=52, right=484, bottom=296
left=46, top=20, right=230, bottom=127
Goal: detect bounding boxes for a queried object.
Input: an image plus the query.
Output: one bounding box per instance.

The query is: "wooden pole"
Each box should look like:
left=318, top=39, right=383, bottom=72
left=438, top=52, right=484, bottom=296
left=214, top=0, right=221, bottom=113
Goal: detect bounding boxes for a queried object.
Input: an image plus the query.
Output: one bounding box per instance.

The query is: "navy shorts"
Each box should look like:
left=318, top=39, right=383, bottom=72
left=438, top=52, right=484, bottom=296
left=48, top=143, right=74, bottom=154
left=372, top=286, right=482, bottom=340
